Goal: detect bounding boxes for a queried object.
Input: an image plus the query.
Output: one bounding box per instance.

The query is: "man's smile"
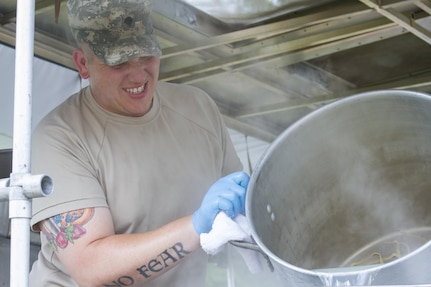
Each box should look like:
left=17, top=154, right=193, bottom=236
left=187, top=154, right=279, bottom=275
left=124, top=83, right=146, bottom=95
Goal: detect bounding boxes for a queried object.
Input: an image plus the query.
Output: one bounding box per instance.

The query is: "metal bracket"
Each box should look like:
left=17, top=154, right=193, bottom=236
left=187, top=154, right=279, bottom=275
left=0, top=173, right=53, bottom=203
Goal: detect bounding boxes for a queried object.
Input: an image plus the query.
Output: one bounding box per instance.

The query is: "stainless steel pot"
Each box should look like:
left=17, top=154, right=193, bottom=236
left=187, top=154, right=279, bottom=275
left=246, top=90, right=431, bottom=286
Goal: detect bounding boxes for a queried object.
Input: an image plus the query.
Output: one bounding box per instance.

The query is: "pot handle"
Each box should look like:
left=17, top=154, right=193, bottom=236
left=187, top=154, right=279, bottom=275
left=229, top=240, right=275, bottom=272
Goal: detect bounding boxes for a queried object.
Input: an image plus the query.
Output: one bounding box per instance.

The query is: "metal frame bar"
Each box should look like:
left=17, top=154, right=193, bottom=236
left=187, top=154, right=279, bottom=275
left=8, top=1, right=36, bottom=285
left=0, top=1, right=53, bottom=286
left=360, top=0, right=431, bottom=44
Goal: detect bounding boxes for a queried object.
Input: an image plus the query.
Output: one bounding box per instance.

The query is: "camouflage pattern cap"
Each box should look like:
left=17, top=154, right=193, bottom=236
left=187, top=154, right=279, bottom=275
left=67, top=0, right=162, bottom=66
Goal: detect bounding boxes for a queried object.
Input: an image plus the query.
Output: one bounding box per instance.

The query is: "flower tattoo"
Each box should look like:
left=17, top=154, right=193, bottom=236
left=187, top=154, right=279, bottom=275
left=42, top=208, right=94, bottom=251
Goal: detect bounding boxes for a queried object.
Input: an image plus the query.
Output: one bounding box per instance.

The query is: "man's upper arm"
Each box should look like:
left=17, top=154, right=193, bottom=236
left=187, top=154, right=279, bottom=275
left=38, top=207, right=115, bottom=274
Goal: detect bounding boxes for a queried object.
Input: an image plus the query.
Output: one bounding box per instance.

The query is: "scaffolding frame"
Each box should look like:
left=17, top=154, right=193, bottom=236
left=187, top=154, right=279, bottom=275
left=0, top=1, right=53, bottom=286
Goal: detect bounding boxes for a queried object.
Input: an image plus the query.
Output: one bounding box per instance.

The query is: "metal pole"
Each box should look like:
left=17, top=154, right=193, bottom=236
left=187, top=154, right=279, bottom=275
left=0, top=1, right=53, bottom=285
left=10, top=0, right=35, bottom=286
left=5, top=0, right=53, bottom=285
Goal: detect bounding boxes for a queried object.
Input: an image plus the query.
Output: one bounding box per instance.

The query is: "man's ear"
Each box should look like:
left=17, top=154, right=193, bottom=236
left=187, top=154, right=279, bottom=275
left=72, top=48, right=90, bottom=79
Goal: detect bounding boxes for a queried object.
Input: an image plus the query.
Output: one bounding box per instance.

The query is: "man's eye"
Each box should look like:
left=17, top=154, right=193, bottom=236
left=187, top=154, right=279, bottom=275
left=113, top=63, right=125, bottom=69
left=139, top=56, right=153, bottom=63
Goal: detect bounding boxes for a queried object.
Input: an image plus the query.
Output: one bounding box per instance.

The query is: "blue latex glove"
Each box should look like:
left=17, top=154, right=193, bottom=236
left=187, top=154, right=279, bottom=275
left=193, top=171, right=250, bottom=235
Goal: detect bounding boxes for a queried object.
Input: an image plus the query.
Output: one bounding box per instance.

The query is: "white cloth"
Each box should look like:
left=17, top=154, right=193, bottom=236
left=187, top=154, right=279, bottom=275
left=200, top=212, right=265, bottom=273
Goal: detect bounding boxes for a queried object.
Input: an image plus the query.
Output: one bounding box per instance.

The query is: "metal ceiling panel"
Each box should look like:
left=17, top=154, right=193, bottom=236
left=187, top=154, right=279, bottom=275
left=181, top=0, right=337, bottom=24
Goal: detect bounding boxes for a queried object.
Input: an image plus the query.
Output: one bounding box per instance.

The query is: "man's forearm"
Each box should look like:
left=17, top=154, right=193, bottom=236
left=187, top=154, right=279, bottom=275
left=41, top=209, right=200, bottom=287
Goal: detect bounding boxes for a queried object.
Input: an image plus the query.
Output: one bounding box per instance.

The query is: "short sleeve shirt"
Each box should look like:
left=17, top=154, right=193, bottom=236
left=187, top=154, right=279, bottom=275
left=29, top=82, right=243, bottom=287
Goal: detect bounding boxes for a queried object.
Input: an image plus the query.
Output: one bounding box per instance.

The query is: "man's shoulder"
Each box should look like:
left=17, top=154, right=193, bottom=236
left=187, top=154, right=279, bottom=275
left=155, top=82, right=224, bottom=131
left=156, top=82, right=217, bottom=111
left=157, top=82, right=211, bottom=100
left=43, top=88, right=84, bottom=115
left=33, top=89, right=88, bottom=135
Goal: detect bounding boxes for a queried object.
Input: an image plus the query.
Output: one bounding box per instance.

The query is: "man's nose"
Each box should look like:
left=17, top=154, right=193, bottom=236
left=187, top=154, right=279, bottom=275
left=127, top=59, right=148, bottom=80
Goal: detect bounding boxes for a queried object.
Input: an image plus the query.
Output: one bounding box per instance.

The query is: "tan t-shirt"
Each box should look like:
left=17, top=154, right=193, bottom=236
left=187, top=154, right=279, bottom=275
left=29, top=82, right=242, bottom=287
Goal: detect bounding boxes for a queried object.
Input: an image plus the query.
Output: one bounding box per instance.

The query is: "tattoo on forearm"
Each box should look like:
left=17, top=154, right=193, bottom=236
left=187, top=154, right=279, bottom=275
left=104, top=242, right=192, bottom=286
left=41, top=208, right=95, bottom=251
left=137, top=242, right=191, bottom=278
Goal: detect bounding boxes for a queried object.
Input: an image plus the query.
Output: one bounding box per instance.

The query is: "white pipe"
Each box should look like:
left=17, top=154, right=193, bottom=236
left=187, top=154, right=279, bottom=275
left=9, top=0, right=35, bottom=286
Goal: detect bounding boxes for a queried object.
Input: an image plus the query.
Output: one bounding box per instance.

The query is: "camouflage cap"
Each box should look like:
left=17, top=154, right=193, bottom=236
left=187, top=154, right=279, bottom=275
left=67, top=0, right=162, bottom=66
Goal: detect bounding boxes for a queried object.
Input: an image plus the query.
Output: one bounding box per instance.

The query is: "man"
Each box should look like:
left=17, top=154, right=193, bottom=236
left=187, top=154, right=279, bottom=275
left=29, top=0, right=249, bottom=286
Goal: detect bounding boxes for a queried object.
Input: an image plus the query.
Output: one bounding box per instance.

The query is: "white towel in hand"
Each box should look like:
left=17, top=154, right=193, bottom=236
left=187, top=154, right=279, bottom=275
left=200, top=212, right=264, bottom=273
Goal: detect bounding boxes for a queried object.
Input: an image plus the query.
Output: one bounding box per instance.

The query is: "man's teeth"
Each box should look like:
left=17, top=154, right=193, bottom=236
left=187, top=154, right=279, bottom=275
left=125, top=84, right=145, bottom=94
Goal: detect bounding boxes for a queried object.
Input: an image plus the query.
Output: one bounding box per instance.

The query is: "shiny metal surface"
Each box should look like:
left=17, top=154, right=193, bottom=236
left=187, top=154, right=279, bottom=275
left=181, top=0, right=336, bottom=24
left=246, top=90, right=431, bottom=286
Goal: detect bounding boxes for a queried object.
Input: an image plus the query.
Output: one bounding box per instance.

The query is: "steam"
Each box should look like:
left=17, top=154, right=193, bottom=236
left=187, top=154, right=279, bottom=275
left=264, top=128, right=431, bottom=286
left=301, top=133, right=431, bottom=271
